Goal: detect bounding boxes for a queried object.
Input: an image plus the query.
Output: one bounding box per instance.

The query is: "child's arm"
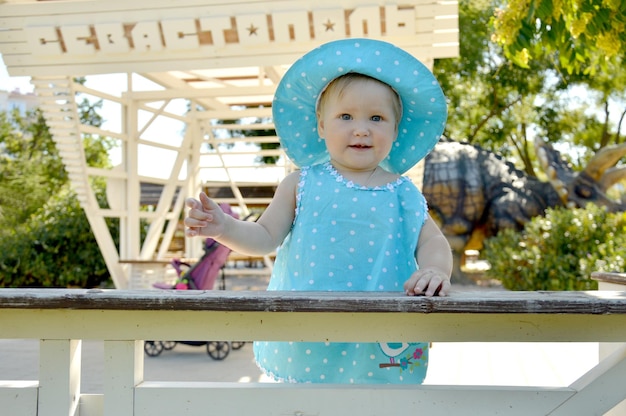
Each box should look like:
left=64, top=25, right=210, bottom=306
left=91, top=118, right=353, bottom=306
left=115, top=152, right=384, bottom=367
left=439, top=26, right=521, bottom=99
left=184, top=171, right=299, bottom=256
left=404, top=216, right=452, bottom=297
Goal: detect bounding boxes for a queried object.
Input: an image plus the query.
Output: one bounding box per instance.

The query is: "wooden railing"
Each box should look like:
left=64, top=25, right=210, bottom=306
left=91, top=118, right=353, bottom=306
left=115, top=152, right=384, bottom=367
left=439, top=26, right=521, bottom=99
left=1, top=288, right=626, bottom=416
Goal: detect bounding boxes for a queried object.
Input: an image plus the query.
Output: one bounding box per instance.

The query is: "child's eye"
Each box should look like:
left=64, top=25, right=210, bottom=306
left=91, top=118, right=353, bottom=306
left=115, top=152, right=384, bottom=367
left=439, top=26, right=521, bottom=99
left=340, top=114, right=352, bottom=120
left=371, top=115, right=382, bottom=122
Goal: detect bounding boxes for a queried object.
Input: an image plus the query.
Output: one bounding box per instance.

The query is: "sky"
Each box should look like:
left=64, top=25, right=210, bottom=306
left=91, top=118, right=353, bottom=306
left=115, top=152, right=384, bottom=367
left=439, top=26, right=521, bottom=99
left=0, top=56, right=33, bottom=93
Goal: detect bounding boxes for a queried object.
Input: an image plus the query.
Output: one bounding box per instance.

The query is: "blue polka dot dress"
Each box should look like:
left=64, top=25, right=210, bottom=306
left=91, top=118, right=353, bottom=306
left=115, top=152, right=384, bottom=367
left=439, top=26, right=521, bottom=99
left=253, top=162, right=430, bottom=384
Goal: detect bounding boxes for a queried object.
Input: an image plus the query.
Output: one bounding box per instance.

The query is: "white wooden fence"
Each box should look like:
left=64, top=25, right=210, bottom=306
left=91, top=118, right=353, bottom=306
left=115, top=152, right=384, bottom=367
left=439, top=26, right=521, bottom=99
left=1, top=285, right=625, bottom=416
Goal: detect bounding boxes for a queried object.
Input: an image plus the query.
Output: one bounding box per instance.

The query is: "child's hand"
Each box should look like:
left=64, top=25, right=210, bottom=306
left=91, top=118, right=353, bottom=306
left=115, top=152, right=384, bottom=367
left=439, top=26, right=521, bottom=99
left=184, top=193, right=228, bottom=238
left=404, top=267, right=451, bottom=297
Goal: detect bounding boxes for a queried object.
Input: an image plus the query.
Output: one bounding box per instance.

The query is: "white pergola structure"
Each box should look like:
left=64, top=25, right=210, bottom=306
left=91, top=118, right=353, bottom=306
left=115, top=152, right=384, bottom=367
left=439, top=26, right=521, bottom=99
left=0, top=0, right=458, bottom=288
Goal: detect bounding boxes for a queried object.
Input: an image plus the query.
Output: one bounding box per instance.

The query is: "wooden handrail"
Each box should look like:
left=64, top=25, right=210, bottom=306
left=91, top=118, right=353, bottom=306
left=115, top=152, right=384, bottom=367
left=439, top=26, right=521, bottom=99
left=592, top=271, right=626, bottom=286
left=1, top=288, right=625, bottom=313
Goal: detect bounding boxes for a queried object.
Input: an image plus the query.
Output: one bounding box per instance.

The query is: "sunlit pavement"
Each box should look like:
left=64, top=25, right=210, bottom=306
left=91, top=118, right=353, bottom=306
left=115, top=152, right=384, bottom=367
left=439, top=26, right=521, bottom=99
left=0, top=337, right=598, bottom=392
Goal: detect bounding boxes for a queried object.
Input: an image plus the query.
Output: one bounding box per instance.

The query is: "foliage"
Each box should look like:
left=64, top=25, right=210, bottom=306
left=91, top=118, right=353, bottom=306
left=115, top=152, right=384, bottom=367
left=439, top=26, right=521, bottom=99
left=435, top=0, right=567, bottom=175
left=0, top=189, right=110, bottom=287
left=483, top=204, right=626, bottom=290
left=492, top=0, right=626, bottom=75
left=434, top=0, right=626, bottom=181
left=0, top=109, right=67, bottom=224
left=0, top=106, right=115, bottom=288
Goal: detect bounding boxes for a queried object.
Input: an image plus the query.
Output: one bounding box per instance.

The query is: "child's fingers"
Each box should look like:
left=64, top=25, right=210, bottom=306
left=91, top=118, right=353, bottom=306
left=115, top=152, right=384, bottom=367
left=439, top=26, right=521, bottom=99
left=185, top=197, right=201, bottom=210
left=403, top=270, right=428, bottom=295
left=423, top=273, right=444, bottom=297
left=184, top=214, right=209, bottom=228
left=184, top=193, right=227, bottom=239
left=184, top=195, right=213, bottom=233
left=199, top=192, right=221, bottom=212
left=437, top=279, right=451, bottom=297
left=404, top=269, right=450, bottom=297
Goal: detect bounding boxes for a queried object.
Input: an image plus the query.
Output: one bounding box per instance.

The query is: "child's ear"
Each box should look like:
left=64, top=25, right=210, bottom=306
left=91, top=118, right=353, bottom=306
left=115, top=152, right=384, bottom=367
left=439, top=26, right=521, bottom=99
left=317, top=114, right=325, bottom=139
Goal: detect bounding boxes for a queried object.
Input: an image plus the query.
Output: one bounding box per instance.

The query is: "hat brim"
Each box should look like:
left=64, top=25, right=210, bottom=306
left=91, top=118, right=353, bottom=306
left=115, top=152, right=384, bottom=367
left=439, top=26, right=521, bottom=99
left=272, top=38, right=447, bottom=174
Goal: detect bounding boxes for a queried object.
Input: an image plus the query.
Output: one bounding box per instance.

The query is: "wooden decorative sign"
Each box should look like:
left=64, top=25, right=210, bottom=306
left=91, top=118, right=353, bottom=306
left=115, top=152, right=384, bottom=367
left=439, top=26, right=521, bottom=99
left=27, top=5, right=418, bottom=55
left=0, top=1, right=458, bottom=76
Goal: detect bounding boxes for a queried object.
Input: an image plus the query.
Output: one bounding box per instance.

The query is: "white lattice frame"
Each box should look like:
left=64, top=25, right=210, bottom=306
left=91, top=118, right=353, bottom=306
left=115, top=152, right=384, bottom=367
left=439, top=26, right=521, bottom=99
left=0, top=0, right=459, bottom=287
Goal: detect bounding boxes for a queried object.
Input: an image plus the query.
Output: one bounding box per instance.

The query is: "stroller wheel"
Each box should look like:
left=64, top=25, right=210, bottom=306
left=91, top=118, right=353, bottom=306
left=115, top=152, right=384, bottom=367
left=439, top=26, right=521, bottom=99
left=144, top=341, right=164, bottom=357
left=162, top=341, right=177, bottom=350
left=206, top=341, right=230, bottom=360
left=231, top=341, right=246, bottom=350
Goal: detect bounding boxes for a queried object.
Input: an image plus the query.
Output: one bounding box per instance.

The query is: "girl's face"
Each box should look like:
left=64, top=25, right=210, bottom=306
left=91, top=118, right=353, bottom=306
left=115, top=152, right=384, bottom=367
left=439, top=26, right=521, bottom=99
left=317, top=77, right=399, bottom=173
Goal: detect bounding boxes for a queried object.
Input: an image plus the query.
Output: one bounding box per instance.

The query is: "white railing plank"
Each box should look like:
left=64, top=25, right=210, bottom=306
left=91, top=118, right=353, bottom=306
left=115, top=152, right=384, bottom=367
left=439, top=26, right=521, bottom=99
left=1, top=307, right=626, bottom=343
left=0, top=381, right=38, bottom=416
left=1, top=290, right=626, bottom=343
left=78, top=395, right=103, bottom=416
left=134, top=383, right=576, bottom=416
left=550, top=344, right=626, bottom=416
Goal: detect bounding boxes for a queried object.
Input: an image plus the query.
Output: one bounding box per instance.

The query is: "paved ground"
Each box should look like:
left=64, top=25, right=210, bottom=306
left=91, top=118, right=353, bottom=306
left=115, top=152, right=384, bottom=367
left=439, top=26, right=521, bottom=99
left=0, top=272, right=600, bottom=393
left=0, top=338, right=599, bottom=393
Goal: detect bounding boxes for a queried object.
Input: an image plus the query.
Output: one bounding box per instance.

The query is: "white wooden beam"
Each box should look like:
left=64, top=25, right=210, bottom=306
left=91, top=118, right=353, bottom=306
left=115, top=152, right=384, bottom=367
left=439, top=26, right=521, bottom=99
left=135, top=383, right=576, bottom=416
left=103, top=340, right=143, bottom=416
left=123, top=99, right=141, bottom=261
left=38, top=339, right=81, bottom=416
left=549, top=344, right=626, bottom=415
left=139, top=125, right=193, bottom=259
left=0, top=381, right=38, bottom=416
left=126, top=85, right=277, bottom=101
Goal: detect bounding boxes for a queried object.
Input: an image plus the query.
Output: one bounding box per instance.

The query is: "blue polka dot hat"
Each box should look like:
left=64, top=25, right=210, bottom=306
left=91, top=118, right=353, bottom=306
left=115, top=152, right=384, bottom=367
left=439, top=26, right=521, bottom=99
left=272, top=38, right=448, bottom=174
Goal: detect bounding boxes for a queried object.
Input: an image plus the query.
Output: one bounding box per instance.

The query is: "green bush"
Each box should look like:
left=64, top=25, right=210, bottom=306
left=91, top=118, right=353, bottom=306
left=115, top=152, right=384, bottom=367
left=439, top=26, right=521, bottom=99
left=0, top=188, right=113, bottom=288
left=1, top=104, right=116, bottom=288
left=483, top=204, right=626, bottom=291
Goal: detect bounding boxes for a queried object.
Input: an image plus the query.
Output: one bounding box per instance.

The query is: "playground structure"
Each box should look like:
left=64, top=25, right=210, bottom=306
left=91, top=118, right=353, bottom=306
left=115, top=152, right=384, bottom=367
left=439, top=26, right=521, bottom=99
left=0, top=0, right=459, bottom=289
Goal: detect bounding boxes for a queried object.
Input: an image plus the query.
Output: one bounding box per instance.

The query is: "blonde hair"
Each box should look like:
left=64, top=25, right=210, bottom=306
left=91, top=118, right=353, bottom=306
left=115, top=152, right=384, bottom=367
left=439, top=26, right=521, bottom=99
left=316, top=73, right=402, bottom=125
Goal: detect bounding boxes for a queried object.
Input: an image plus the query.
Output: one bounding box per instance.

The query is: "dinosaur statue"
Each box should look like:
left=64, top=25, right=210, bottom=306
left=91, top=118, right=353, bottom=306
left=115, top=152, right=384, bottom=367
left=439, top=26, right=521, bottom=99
left=422, top=138, right=626, bottom=281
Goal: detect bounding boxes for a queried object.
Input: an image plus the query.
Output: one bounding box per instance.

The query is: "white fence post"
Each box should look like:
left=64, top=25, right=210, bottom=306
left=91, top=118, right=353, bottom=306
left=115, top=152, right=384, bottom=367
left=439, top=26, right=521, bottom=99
left=39, top=339, right=81, bottom=416
left=104, top=340, right=144, bottom=416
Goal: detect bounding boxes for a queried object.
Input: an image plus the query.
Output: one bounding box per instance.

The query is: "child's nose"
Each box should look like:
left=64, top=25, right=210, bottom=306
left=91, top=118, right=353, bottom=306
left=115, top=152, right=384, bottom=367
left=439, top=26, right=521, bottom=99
left=353, top=121, right=370, bottom=136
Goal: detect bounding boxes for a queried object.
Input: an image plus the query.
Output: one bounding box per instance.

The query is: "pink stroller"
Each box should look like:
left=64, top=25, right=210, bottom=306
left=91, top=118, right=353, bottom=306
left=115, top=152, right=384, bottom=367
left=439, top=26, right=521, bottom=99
left=145, top=204, right=245, bottom=359
left=168, top=235, right=233, bottom=291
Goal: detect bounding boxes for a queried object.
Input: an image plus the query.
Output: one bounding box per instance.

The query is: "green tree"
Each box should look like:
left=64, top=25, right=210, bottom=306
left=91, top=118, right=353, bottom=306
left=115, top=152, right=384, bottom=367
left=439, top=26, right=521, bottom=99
left=0, top=109, right=66, bottom=225
left=492, top=0, right=626, bottom=75
left=435, top=0, right=555, bottom=174
left=0, top=103, right=115, bottom=288
left=434, top=0, right=625, bottom=179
